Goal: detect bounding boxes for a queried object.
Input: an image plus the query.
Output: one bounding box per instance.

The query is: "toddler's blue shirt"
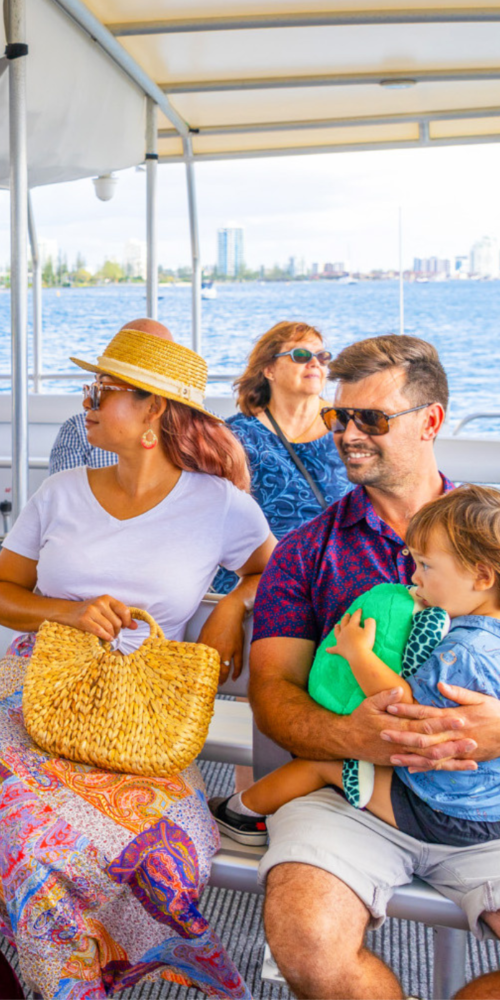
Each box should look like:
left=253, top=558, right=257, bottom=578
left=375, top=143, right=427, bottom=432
left=397, top=615, right=500, bottom=821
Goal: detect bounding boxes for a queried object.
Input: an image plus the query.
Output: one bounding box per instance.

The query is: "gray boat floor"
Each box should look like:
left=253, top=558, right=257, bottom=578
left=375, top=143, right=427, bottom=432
left=2, top=759, right=499, bottom=999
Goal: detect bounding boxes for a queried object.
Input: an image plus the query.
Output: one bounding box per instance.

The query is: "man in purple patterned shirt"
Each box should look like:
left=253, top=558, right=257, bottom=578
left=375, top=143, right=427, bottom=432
left=249, top=335, right=500, bottom=999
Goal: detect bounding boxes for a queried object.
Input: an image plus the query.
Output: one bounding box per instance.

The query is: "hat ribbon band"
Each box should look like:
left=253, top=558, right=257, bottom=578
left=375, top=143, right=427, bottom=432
left=96, top=356, right=205, bottom=406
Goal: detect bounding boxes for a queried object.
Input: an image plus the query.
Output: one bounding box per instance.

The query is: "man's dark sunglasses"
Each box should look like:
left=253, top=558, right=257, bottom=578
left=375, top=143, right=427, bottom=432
left=320, top=402, right=432, bottom=436
left=274, top=347, right=332, bottom=365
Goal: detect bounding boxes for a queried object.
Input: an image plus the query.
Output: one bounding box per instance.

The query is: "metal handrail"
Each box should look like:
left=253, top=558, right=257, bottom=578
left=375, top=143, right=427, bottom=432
left=0, top=456, right=49, bottom=467
left=453, top=412, right=500, bottom=435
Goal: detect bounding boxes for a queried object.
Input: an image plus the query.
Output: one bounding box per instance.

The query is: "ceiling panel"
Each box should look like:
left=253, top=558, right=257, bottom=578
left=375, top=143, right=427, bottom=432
left=119, top=24, right=500, bottom=85
left=431, top=115, right=500, bottom=137
left=158, top=81, right=500, bottom=130
left=87, top=0, right=500, bottom=20
left=157, top=120, right=420, bottom=159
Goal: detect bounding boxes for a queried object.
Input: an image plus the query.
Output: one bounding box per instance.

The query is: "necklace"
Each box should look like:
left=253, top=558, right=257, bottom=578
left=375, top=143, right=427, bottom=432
left=267, top=405, right=321, bottom=443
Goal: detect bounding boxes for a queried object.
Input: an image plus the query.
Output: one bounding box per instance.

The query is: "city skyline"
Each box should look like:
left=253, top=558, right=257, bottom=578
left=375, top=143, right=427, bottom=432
left=3, top=142, right=500, bottom=274
left=23, top=231, right=500, bottom=282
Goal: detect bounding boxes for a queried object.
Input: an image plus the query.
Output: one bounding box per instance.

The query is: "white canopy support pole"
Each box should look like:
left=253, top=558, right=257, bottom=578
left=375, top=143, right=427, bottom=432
left=7, top=0, right=29, bottom=518
left=27, top=192, right=42, bottom=393
left=184, top=136, right=202, bottom=354
left=398, top=206, right=404, bottom=336
left=146, top=99, right=158, bottom=320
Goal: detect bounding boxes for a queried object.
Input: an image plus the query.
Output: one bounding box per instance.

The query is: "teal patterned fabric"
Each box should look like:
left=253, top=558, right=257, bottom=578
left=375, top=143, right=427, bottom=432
left=342, top=758, right=367, bottom=808
left=402, top=605, right=451, bottom=679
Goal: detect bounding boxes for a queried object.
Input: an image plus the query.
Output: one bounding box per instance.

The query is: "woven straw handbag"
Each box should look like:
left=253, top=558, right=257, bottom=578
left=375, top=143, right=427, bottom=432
left=22, top=607, right=220, bottom=777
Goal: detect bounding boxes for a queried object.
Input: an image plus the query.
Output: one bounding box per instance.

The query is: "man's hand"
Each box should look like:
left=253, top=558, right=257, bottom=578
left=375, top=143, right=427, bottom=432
left=328, top=609, right=376, bottom=661
left=250, top=638, right=480, bottom=767
left=345, top=686, right=479, bottom=767
left=380, top=681, right=500, bottom=771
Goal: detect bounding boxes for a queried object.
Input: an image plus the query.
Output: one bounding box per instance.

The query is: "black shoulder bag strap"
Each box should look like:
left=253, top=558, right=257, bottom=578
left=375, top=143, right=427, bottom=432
left=264, top=407, right=328, bottom=510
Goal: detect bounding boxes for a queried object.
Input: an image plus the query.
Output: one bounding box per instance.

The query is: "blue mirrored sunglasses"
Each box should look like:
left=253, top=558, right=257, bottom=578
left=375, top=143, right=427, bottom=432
left=274, top=348, right=332, bottom=365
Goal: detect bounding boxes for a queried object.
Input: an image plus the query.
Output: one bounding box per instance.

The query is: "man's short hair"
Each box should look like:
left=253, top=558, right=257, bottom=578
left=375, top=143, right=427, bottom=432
left=328, top=334, right=449, bottom=412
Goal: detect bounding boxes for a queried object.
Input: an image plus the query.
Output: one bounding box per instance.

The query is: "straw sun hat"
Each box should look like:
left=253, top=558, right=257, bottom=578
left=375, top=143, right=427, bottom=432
left=70, top=328, right=222, bottom=421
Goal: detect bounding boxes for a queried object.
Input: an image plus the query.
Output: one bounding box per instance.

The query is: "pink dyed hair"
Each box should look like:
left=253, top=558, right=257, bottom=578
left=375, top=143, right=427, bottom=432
left=160, top=399, right=250, bottom=492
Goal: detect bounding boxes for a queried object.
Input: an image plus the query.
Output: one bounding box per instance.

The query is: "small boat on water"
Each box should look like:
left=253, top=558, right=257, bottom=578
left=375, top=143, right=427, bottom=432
left=201, top=281, right=218, bottom=300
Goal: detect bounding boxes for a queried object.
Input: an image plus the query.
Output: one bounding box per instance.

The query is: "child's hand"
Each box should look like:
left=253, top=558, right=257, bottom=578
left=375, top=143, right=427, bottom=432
left=327, top=608, right=376, bottom=661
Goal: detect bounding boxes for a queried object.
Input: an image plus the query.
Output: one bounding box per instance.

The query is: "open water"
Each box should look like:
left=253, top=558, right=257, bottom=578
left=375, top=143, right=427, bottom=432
left=0, top=280, right=498, bottom=433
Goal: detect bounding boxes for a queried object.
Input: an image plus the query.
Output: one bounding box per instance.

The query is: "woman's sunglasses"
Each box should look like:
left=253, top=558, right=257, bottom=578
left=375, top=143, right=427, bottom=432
left=320, top=402, right=432, bottom=436
left=82, top=382, right=137, bottom=410
left=274, top=348, right=332, bottom=365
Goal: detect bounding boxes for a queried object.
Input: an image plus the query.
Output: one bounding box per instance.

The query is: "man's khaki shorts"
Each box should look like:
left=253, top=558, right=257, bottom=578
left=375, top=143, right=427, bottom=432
left=258, top=787, right=500, bottom=940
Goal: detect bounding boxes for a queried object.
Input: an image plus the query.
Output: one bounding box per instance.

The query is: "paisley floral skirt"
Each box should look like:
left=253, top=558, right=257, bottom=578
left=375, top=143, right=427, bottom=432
left=0, top=636, right=251, bottom=999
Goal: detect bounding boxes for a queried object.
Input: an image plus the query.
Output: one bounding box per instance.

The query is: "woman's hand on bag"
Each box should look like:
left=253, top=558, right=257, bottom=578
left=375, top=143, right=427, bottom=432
left=198, top=598, right=245, bottom=685
left=60, top=595, right=138, bottom=642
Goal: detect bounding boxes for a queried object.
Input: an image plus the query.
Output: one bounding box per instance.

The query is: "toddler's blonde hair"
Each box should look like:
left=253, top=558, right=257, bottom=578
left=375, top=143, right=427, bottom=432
left=406, top=484, right=500, bottom=598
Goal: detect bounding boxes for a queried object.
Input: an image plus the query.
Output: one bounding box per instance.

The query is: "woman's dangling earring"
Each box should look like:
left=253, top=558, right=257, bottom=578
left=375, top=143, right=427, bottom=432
left=141, top=428, right=158, bottom=450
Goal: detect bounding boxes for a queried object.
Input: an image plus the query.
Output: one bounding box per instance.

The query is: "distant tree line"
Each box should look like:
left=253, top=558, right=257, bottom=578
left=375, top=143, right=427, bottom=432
left=39, top=254, right=131, bottom=287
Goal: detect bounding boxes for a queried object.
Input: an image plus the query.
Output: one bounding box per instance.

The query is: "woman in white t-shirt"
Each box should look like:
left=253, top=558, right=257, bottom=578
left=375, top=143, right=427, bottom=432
left=0, top=328, right=274, bottom=1000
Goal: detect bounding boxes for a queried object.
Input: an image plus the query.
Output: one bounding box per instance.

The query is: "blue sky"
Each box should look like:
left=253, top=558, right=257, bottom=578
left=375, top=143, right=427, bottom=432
left=1, top=142, right=500, bottom=273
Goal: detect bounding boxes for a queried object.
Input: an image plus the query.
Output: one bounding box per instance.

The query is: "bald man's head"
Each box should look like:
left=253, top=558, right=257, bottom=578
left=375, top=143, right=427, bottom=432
left=119, top=318, right=173, bottom=341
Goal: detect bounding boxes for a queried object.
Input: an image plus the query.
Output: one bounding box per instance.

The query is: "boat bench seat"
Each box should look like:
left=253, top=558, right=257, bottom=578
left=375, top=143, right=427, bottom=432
left=200, top=698, right=252, bottom=765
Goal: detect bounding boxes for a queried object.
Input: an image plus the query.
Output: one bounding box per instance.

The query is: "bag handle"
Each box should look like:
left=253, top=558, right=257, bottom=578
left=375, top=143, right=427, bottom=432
left=101, top=607, right=164, bottom=654
left=264, top=407, right=328, bottom=510
left=128, top=607, right=162, bottom=641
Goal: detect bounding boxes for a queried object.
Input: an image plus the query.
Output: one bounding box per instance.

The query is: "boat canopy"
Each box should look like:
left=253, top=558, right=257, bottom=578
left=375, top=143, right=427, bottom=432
left=119, top=0, right=500, bottom=163
left=3, top=0, right=500, bottom=181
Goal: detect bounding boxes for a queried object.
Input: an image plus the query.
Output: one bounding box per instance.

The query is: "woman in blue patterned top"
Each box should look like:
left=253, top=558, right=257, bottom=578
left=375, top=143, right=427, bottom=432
left=214, top=321, right=350, bottom=593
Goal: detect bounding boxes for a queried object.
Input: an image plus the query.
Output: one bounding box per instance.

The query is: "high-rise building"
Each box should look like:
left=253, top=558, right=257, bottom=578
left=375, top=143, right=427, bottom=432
left=413, top=256, right=450, bottom=276
left=429, top=257, right=450, bottom=276
left=123, top=239, right=147, bottom=279
left=413, top=257, right=430, bottom=274
left=470, top=236, right=499, bottom=278
left=217, top=227, right=245, bottom=276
